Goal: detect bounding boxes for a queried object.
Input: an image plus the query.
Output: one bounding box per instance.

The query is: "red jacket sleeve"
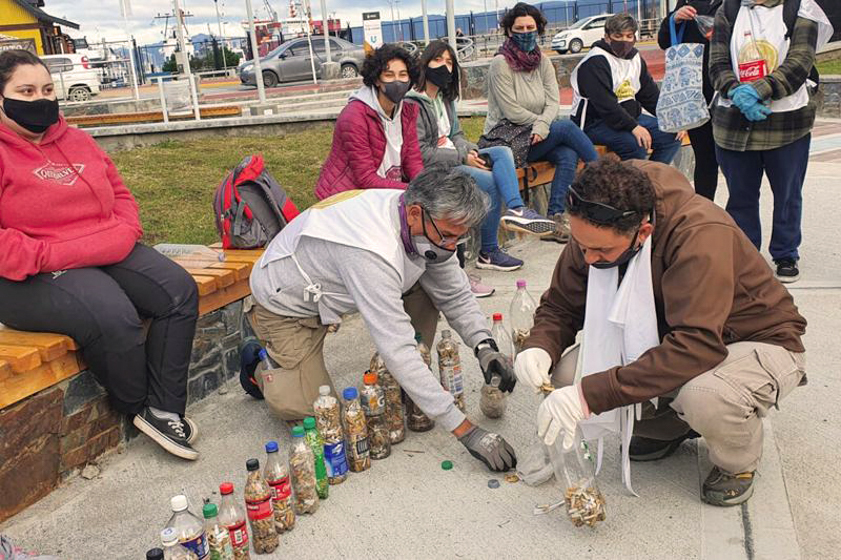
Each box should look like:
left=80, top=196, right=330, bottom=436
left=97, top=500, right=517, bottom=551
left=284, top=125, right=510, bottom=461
left=100, top=149, right=143, bottom=239
left=340, top=102, right=408, bottom=190
left=401, top=103, right=424, bottom=181
left=0, top=226, right=51, bottom=281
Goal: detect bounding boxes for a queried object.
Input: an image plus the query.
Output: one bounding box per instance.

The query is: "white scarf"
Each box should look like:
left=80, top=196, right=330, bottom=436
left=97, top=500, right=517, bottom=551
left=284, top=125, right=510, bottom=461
left=577, top=236, right=659, bottom=495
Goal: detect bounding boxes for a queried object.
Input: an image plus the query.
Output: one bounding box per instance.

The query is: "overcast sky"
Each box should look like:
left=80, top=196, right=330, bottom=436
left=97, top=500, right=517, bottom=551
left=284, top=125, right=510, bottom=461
left=46, top=0, right=504, bottom=46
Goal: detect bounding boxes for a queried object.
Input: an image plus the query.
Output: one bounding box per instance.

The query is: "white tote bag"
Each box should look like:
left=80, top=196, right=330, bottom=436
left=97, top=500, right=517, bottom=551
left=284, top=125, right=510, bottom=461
left=655, top=18, right=709, bottom=133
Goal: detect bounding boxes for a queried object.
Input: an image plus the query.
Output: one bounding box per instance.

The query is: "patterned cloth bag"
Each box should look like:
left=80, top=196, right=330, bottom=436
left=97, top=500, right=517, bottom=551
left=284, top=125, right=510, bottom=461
left=655, top=18, right=710, bottom=133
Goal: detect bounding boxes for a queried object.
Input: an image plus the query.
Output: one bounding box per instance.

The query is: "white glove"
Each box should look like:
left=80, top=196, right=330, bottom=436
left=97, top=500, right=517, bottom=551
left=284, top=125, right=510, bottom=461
left=514, top=347, right=552, bottom=393
left=537, top=385, right=585, bottom=449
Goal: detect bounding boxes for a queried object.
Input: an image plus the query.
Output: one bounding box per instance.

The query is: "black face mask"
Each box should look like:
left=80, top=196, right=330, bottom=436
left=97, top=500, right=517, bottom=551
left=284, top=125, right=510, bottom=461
left=425, top=64, right=452, bottom=89
left=1, top=97, right=59, bottom=133
left=380, top=80, right=411, bottom=104
left=609, top=39, right=636, bottom=59
left=592, top=227, right=643, bottom=269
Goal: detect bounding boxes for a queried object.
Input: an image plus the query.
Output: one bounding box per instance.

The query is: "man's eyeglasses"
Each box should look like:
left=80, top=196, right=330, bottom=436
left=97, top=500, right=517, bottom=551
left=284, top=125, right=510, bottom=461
left=424, top=208, right=469, bottom=247
left=567, top=186, right=638, bottom=225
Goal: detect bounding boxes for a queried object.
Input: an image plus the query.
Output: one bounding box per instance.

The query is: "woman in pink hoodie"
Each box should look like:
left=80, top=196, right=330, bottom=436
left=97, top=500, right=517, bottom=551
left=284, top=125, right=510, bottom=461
left=0, top=50, right=199, bottom=461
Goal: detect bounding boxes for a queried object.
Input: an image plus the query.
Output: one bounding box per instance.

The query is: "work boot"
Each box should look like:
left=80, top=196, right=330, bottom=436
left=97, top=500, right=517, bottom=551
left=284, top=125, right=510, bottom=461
left=702, top=466, right=756, bottom=507
left=629, top=430, right=700, bottom=461
left=541, top=213, right=570, bottom=244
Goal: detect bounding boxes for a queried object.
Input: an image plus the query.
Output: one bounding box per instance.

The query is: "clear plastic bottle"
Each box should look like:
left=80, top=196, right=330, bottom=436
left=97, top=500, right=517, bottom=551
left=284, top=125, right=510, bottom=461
left=547, top=429, right=607, bottom=528
left=361, top=372, right=391, bottom=460
left=263, top=441, right=295, bottom=533
left=166, top=495, right=209, bottom=560
left=289, top=426, right=320, bottom=514
left=203, top=503, right=234, bottom=560
left=243, top=459, right=279, bottom=554
left=218, top=483, right=250, bottom=560
left=302, top=416, right=329, bottom=499
left=370, top=354, right=406, bottom=444
left=481, top=313, right=512, bottom=419
left=313, top=385, right=350, bottom=484
left=406, top=333, right=435, bottom=432
left=436, top=330, right=466, bottom=413
left=510, top=279, right=537, bottom=355
left=342, top=387, right=371, bottom=472
left=160, top=527, right=199, bottom=560
left=737, top=31, right=768, bottom=83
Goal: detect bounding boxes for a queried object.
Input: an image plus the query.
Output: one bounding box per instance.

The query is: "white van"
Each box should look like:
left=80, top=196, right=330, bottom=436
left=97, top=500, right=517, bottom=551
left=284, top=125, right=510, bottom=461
left=551, top=14, right=611, bottom=55
left=40, top=54, right=102, bottom=102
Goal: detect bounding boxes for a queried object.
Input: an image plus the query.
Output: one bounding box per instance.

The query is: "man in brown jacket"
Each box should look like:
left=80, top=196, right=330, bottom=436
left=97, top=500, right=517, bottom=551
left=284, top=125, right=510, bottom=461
left=514, top=158, right=806, bottom=506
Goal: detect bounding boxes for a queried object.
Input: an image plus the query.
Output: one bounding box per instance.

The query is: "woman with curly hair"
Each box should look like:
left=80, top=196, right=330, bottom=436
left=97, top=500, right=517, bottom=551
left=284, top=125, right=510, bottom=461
left=315, top=44, right=424, bottom=199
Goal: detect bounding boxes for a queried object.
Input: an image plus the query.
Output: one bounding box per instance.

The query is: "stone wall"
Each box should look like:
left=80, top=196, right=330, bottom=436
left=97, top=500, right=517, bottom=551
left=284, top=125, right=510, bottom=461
left=0, top=299, right=246, bottom=523
left=814, top=76, right=841, bottom=118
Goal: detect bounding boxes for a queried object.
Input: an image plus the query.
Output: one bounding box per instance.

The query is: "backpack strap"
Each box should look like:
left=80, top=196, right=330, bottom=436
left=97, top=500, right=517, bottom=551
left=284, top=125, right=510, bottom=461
left=782, top=0, right=802, bottom=39
left=724, top=0, right=740, bottom=23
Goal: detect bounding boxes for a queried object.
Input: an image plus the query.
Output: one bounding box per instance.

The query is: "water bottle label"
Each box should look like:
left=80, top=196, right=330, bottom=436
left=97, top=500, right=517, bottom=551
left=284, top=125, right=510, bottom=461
left=225, top=521, right=248, bottom=547
left=349, top=435, right=370, bottom=459
left=180, top=533, right=209, bottom=559
left=268, top=476, right=291, bottom=500
left=440, top=365, right=464, bottom=395
left=245, top=497, right=273, bottom=521
left=324, top=441, right=349, bottom=477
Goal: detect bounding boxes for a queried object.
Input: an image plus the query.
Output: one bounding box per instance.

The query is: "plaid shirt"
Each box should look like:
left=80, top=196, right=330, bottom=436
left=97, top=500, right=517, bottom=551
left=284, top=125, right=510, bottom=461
left=709, top=0, right=819, bottom=152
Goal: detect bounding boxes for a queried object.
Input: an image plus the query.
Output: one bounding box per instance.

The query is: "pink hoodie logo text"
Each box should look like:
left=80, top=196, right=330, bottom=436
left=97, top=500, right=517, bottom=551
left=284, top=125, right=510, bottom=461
left=32, top=162, right=85, bottom=186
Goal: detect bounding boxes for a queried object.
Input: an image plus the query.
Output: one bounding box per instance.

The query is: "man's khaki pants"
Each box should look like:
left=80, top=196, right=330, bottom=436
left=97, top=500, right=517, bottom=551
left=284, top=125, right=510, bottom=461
left=247, top=282, right=439, bottom=421
left=552, top=341, right=806, bottom=474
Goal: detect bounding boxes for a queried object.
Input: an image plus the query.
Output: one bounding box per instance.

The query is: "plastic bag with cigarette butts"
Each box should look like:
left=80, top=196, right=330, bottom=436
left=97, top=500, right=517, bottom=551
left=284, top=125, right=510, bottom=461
left=533, top=428, right=606, bottom=528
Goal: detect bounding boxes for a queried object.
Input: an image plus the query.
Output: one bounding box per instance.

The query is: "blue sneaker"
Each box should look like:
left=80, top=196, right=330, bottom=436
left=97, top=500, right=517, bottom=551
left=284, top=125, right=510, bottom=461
left=476, top=248, right=524, bottom=272
left=501, top=207, right=555, bottom=235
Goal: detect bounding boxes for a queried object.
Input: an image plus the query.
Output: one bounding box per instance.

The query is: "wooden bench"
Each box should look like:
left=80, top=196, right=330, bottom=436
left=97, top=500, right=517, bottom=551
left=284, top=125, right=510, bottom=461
left=0, top=246, right=264, bottom=410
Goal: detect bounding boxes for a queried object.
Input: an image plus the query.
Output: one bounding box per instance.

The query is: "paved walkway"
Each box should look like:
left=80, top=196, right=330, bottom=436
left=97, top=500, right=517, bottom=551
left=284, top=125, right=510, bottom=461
left=2, top=159, right=840, bottom=559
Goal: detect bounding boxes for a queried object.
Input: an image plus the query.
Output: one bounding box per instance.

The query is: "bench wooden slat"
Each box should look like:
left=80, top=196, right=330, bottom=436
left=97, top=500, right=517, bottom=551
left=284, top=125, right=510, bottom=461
left=219, top=249, right=264, bottom=264
left=198, top=279, right=252, bottom=316
left=0, top=331, right=71, bottom=362
left=0, top=352, right=83, bottom=409
left=209, top=261, right=252, bottom=281
left=0, top=360, right=11, bottom=382
left=191, top=274, right=220, bottom=297
left=0, top=345, right=42, bottom=374
left=184, top=268, right=236, bottom=288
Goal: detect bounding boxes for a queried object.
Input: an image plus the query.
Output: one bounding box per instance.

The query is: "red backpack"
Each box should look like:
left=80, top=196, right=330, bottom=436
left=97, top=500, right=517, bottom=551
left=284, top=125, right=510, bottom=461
left=213, top=154, right=300, bottom=249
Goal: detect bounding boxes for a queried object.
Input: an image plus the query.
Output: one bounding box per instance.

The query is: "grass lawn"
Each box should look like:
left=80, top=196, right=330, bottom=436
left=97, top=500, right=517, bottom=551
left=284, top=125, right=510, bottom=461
left=110, top=118, right=488, bottom=245
left=816, top=59, right=841, bottom=75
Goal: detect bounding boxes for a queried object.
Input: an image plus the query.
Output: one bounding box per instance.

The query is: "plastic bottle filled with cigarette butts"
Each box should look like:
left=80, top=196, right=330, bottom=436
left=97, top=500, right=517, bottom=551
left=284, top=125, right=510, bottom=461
left=546, top=428, right=606, bottom=528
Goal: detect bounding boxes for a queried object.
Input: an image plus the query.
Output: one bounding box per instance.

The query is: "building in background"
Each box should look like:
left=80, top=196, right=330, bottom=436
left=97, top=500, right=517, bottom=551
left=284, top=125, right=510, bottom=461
left=0, top=0, right=79, bottom=55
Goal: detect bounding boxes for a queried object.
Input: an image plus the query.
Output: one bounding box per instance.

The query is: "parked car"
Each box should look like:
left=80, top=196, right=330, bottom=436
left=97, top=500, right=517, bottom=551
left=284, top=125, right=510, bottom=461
left=551, top=14, right=611, bottom=54
left=238, top=36, right=365, bottom=87
left=40, top=54, right=102, bottom=102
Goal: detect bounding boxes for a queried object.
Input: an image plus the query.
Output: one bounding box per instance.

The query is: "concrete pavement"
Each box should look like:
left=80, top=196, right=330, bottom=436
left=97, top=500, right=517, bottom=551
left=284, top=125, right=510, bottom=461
left=2, top=159, right=841, bottom=559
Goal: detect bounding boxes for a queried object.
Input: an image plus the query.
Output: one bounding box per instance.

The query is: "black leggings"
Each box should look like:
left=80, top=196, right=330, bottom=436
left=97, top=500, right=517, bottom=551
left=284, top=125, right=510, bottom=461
left=688, top=120, right=720, bottom=201
left=0, top=244, right=198, bottom=415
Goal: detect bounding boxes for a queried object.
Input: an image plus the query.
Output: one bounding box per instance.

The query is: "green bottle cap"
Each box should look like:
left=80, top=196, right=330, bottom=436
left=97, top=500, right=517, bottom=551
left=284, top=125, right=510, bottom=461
left=292, top=426, right=305, bottom=437
left=202, top=503, right=218, bottom=519
left=414, top=332, right=422, bottom=343
left=303, top=416, right=317, bottom=430
left=441, top=460, right=453, bottom=470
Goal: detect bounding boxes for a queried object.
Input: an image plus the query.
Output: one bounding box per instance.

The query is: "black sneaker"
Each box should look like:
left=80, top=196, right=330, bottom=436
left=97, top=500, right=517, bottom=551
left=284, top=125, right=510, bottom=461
left=182, top=416, right=198, bottom=444
left=774, top=258, right=800, bottom=283
left=133, top=407, right=199, bottom=460
left=702, top=466, right=756, bottom=507
left=239, top=338, right=264, bottom=400
left=629, top=430, right=700, bottom=462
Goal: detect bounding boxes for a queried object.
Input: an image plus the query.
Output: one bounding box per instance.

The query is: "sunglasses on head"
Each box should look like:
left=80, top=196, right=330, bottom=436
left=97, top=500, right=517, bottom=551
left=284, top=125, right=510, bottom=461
left=567, top=186, right=639, bottom=225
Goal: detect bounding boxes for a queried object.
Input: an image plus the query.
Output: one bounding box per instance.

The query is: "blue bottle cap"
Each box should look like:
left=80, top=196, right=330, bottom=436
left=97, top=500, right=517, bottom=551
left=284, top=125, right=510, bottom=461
left=265, top=440, right=278, bottom=453
left=258, top=348, right=267, bottom=360
left=342, top=387, right=358, bottom=400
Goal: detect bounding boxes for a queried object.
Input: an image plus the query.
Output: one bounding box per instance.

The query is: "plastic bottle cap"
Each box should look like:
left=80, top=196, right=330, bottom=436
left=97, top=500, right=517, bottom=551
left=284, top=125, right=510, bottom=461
left=319, top=385, right=331, bottom=396
left=343, top=387, right=358, bottom=400
left=258, top=348, right=267, bottom=360
left=160, top=527, right=178, bottom=545
left=363, top=372, right=378, bottom=385
left=303, top=416, right=317, bottom=430
left=265, top=440, right=278, bottom=453
left=246, top=458, right=260, bottom=471
left=202, top=503, right=219, bottom=519
left=493, top=313, right=503, bottom=322
left=441, top=460, right=453, bottom=470
left=488, top=479, right=501, bottom=489
left=291, top=425, right=306, bottom=437
left=219, top=482, right=234, bottom=495
left=516, top=279, right=527, bottom=289
left=170, top=495, right=188, bottom=512
left=441, top=329, right=451, bottom=338
left=146, top=548, right=164, bottom=560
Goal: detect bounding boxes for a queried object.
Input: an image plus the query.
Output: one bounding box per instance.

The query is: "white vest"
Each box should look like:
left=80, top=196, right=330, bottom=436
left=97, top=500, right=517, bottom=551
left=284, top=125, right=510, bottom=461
left=259, top=189, right=424, bottom=296
left=719, top=0, right=833, bottom=113
left=571, top=46, right=643, bottom=126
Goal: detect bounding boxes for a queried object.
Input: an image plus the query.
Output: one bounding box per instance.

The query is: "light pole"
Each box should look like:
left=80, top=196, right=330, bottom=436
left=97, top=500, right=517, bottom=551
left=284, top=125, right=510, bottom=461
left=213, top=0, right=225, bottom=68
left=319, top=0, right=331, bottom=62
left=446, top=0, right=456, bottom=53
left=388, top=0, right=396, bottom=43
left=244, top=0, right=267, bottom=102
left=421, top=0, right=430, bottom=44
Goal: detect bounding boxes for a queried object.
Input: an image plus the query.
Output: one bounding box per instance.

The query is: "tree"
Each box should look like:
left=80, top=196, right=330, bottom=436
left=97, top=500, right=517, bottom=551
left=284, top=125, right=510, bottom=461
left=162, top=54, right=178, bottom=73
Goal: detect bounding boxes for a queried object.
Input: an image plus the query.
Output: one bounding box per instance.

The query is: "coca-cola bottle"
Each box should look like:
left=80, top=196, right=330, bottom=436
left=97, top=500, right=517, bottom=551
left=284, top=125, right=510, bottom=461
left=738, top=31, right=767, bottom=83
left=217, top=483, right=250, bottom=560
left=509, top=279, right=537, bottom=355
left=263, top=441, right=295, bottom=533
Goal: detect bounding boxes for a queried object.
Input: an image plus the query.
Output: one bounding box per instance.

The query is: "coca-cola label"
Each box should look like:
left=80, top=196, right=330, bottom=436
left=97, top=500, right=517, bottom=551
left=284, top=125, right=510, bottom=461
left=245, top=497, right=273, bottom=521
left=225, top=520, right=248, bottom=548
left=738, top=59, right=767, bottom=82
left=268, top=476, right=291, bottom=500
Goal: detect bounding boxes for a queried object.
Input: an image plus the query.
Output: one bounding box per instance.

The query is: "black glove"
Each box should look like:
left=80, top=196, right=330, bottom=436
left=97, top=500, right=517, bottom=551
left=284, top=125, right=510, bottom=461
left=475, top=339, right=516, bottom=393
left=458, top=425, right=517, bottom=472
